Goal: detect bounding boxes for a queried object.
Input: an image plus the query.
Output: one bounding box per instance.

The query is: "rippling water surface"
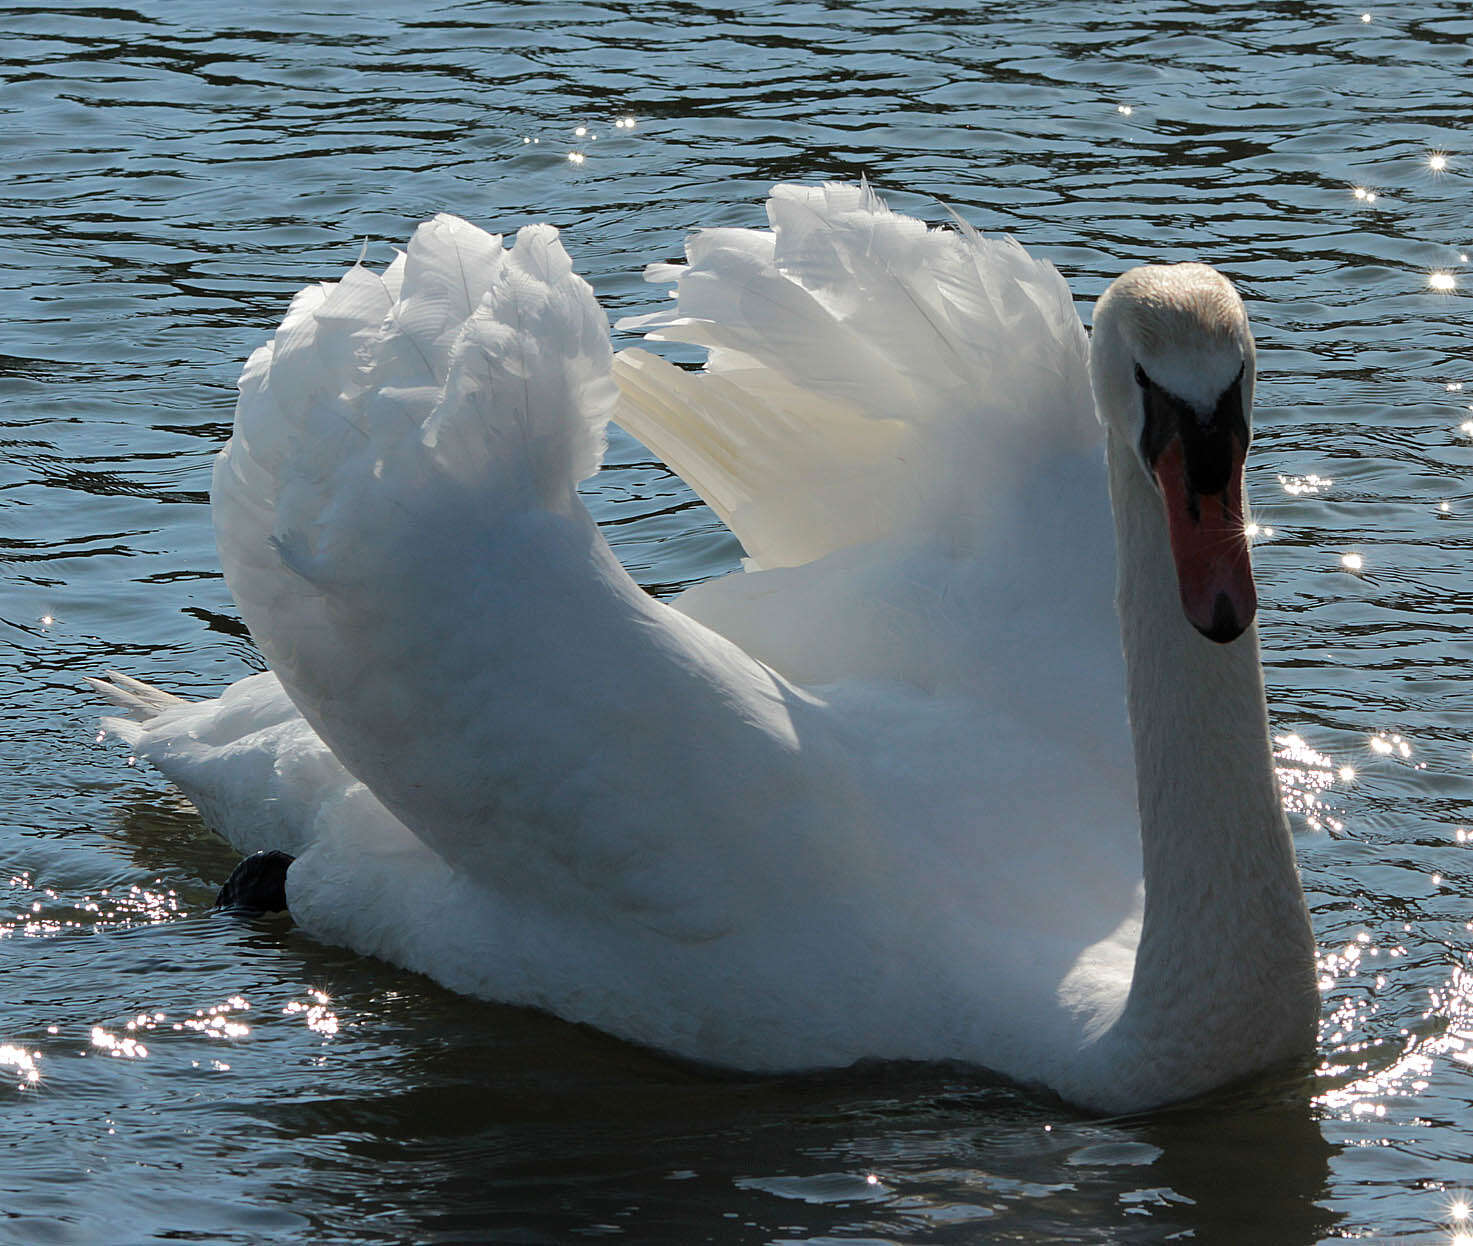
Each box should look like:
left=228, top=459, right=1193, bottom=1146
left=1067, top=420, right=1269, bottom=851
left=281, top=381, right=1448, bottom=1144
left=6, top=1, right=1473, bottom=1241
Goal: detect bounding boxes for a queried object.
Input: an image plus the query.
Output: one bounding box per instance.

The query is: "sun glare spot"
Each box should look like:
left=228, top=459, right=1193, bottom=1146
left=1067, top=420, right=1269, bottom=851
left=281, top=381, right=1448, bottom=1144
left=567, top=151, right=586, bottom=165
left=1341, top=552, right=1364, bottom=572
left=1430, top=271, right=1457, bottom=292
left=90, top=1026, right=147, bottom=1059
left=1428, top=151, right=1450, bottom=172
left=1280, top=472, right=1332, bottom=496
left=0, top=1044, right=41, bottom=1088
left=284, top=989, right=339, bottom=1036
left=1274, top=733, right=1343, bottom=828
left=1360, top=12, right=1372, bottom=21
left=1116, top=104, right=1133, bottom=116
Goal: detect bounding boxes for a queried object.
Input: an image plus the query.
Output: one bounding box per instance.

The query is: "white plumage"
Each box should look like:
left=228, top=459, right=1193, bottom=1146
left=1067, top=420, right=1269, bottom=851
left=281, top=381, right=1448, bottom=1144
left=92, top=184, right=1317, bottom=1113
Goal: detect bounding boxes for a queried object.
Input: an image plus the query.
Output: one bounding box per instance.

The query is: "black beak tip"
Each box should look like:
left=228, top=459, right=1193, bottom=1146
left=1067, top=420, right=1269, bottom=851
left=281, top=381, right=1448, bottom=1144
left=1193, top=592, right=1251, bottom=645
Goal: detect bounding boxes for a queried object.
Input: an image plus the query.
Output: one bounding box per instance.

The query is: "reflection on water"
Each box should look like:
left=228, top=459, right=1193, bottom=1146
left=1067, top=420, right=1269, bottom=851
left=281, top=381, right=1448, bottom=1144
left=6, top=0, right=1473, bottom=1240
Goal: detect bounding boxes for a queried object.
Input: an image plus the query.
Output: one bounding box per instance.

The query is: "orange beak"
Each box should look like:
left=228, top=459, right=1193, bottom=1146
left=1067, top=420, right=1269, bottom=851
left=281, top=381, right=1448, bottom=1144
left=1152, top=436, right=1256, bottom=643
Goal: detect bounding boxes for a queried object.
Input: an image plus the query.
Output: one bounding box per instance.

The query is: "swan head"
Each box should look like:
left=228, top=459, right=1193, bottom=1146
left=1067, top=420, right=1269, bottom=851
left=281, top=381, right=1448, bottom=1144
left=1090, top=263, right=1257, bottom=644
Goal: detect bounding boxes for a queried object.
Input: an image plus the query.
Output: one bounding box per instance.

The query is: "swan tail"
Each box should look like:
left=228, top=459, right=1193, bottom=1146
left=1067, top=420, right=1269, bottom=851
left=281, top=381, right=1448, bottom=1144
left=86, top=671, right=189, bottom=722
left=90, top=670, right=375, bottom=860
left=613, top=181, right=1095, bottom=570
left=87, top=670, right=193, bottom=749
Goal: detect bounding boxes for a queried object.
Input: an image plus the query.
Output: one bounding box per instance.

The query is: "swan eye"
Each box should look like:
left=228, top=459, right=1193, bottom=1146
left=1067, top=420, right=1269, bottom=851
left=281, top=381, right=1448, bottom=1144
left=1136, top=366, right=1175, bottom=471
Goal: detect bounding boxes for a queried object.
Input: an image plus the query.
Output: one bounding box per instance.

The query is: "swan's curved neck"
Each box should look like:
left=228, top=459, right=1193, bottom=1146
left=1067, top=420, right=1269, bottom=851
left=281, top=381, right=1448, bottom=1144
left=1099, top=429, right=1317, bottom=1104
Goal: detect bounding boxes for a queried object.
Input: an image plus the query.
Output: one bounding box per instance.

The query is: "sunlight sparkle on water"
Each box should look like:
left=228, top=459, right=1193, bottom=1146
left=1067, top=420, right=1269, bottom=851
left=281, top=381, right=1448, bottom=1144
left=0, top=1044, right=41, bottom=1088
left=1274, top=733, right=1344, bottom=830
left=3, top=874, right=182, bottom=937
left=173, top=995, right=250, bottom=1039
left=1280, top=472, right=1331, bottom=496
left=1312, top=946, right=1473, bottom=1125
left=1341, top=552, right=1364, bottom=572
left=1360, top=12, right=1372, bottom=21
left=567, top=151, right=586, bottom=165
left=1430, top=271, right=1457, bottom=292
left=1428, top=151, right=1449, bottom=172
left=284, top=989, right=339, bottom=1036
left=1351, top=186, right=1378, bottom=203
left=91, top=1026, right=147, bottom=1058
left=1116, top=104, right=1132, bottom=115
left=1370, top=732, right=1413, bottom=758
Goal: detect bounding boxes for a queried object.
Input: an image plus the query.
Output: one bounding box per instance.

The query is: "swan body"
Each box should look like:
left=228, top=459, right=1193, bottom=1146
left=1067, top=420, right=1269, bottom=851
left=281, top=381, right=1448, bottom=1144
left=93, top=184, right=1318, bottom=1113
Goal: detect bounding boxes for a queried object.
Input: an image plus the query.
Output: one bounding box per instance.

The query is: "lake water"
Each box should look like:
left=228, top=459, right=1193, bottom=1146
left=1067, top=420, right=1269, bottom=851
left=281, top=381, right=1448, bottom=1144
left=5, top=0, right=1473, bottom=1240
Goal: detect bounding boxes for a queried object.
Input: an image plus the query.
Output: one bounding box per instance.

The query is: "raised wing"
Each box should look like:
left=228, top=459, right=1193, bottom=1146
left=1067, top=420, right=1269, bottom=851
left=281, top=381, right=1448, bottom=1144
left=614, top=182, right=1096, bottom=572
left=211, top=216, right=834, bottom=941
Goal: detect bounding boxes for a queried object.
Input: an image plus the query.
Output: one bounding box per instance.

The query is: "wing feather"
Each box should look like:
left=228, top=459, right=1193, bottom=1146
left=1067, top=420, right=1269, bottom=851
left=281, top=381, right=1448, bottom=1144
left=210, top=214, right=828, bottom=940
left=613, top=182, right=1095, bottom=571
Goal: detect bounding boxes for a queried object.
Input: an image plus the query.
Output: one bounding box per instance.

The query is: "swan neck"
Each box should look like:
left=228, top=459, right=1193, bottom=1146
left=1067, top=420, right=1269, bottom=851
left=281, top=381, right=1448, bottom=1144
left=1103, top=429, right=1316, bottom=1099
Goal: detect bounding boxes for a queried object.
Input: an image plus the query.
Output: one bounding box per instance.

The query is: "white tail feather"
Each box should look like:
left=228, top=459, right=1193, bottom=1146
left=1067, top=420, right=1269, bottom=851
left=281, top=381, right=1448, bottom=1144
left=86, top=671, right=188, bottom=721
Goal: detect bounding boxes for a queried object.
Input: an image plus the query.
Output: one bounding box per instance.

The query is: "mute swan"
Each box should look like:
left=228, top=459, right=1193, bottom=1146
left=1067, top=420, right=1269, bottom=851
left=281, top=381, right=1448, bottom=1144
left=92, top=183, right=1318, bottom=1113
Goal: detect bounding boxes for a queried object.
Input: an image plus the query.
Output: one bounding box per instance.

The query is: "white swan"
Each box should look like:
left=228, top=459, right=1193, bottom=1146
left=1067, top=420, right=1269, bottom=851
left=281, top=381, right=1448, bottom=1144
left=92, top=183, right=1318, bottom=1113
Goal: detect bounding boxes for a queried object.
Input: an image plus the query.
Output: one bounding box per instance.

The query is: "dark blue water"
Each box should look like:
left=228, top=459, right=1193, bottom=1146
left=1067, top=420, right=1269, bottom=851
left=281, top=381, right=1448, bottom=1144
left=6, top=1, right=1473, bottom=1240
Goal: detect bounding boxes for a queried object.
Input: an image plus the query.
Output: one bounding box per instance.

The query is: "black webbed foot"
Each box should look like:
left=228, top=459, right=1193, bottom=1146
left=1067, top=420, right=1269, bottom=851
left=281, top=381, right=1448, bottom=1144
left=215, top=850, right=295, bottom=915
